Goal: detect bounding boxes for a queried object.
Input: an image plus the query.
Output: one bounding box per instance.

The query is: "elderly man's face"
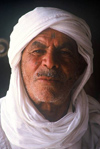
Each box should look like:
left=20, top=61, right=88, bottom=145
left=21, top=28, right=84, bottom=105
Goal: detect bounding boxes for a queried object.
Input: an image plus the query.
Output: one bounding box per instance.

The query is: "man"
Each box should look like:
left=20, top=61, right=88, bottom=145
left=0, top=7, right=100, bottom=149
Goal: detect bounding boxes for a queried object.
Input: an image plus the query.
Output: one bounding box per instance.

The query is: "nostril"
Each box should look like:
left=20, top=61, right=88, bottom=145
left=42, top=57, right=59, bottom=69
left=42, top=50, right=59, bottom=69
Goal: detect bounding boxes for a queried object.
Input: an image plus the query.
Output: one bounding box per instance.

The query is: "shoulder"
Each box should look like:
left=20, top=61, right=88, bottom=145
left=88, top=95, right=100, bottom=125
left=0, top=97, right=5, bottom=117
left=0, top=97, right=4, bottom=116
left=0, top=97, right=11, bottom=148
left=82, top=121, right=100, bottom=149
left=82, top=95, right=100, bottom=149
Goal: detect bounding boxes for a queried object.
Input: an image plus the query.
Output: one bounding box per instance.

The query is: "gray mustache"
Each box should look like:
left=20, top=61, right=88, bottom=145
left=36, top=70, right=66, bottom=81
left=37, top=71, right=58, bottom=78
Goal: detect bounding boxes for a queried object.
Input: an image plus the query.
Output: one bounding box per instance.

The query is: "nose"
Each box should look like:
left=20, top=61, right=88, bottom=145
left=42, top=51, right=59, bottom=69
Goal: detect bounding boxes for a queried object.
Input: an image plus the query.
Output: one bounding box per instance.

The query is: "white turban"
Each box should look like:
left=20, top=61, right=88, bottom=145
left=8, top=7, right=93, bottom=101
left=1, top=7, right=99, bottom=149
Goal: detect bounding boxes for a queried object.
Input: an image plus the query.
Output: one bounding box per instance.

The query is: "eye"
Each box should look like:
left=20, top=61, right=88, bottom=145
left=31, top=49, right=46, bottom=55
left=60, top=49, right=72, bottom=57
left=34, top=50, right=42, bottom=53
left=61, top=51, right=68, bottom=54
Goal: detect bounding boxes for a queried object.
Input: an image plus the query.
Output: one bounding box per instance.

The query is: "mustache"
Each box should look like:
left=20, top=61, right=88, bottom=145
left=34, top=69, right=68, bottom=82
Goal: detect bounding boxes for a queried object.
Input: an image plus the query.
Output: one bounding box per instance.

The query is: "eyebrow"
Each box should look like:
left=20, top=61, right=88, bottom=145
left=31, top=41, right=77, bottom=53
left=31, top=41, right=47, bottom=49
left=57, top=42, right=77, bottom=53
left=57, top=43, right=72, bottom=49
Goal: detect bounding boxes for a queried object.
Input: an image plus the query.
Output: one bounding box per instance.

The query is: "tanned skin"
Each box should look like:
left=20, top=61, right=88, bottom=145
left=21, top=28, right=86, bottom=122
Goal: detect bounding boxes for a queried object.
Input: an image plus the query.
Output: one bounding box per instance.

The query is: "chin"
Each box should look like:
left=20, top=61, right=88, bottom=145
left=28, top=86, right=69, bottom=105
left=32, top=88, right=58, bottom=103
left=26, top=81, right=71, bottom=104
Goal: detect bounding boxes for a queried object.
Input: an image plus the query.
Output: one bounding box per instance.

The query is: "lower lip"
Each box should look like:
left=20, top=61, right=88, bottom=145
left=37, top=79, right=59, bottom=83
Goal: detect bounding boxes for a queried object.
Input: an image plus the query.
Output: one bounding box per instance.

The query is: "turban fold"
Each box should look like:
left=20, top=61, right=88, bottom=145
left=1, top=7, right=98, bottom=149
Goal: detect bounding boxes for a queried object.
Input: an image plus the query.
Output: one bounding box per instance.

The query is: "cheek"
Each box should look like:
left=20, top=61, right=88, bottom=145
left=22, top=55, right=41, bottom=76
left=61, top=58, right=78, bottom=78
left=21, top=61, right=36, bottom=87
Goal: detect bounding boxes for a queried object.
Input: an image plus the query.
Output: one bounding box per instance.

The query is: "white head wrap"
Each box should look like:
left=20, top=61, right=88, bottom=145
left=1, top=7, right=95, bottom=148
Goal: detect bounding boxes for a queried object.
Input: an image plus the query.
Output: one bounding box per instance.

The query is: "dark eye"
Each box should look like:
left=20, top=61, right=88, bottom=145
left=60, top=50, right=72, bottom=57
left=32, top=49, right=45, bottom=55
left=61, top=51, right=68, bottom=54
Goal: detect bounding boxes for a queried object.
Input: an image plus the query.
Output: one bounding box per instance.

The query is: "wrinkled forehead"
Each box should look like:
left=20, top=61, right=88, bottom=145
left=27, top=28, right=78, bottom=49
left=36, top=28, right=77, bottom=44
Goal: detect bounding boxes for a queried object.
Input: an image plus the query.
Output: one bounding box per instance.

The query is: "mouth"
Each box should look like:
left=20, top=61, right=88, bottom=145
left=37, top=77, right=61, bottom=83
left=35, top=70, right=66, bottom=83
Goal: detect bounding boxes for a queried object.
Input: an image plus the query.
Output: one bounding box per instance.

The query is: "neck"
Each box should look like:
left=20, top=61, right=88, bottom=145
left=33, top=99, right=71, bottom=122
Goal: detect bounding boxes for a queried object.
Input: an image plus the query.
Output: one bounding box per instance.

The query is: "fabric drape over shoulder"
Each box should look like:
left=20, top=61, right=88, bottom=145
left=0, top=7, right=100, bottom=149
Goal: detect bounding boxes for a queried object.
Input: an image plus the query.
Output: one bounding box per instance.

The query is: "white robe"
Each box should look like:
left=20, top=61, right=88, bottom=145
left=0, top=95, right=100, bottom=149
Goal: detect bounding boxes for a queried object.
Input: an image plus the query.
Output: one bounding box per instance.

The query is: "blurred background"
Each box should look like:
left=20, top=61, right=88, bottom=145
left=0, top=0, right=100, bottom=102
